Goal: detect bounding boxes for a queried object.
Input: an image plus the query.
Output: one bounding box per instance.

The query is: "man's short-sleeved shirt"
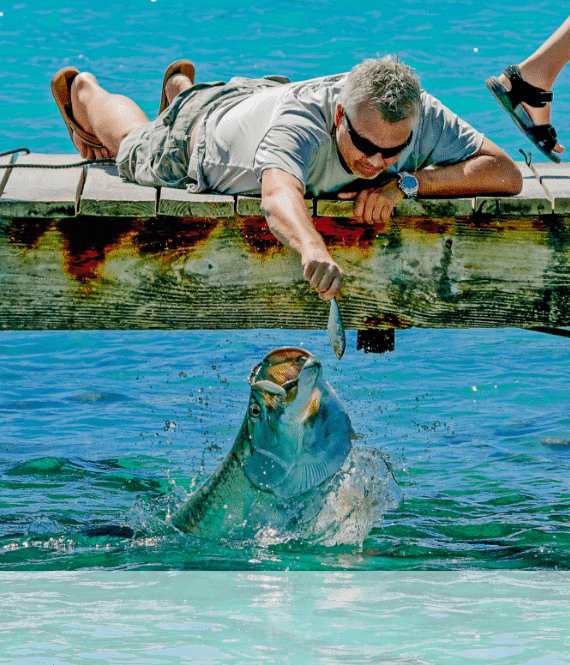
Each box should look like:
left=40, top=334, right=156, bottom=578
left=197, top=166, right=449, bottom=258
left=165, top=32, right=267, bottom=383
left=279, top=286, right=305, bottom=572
left=187, top=73, right=485, bottom=196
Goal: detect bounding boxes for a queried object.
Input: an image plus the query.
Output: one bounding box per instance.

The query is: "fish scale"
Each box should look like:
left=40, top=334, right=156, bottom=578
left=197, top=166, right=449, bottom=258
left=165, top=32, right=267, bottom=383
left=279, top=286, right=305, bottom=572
left=171, top=427, right=259, bottom=537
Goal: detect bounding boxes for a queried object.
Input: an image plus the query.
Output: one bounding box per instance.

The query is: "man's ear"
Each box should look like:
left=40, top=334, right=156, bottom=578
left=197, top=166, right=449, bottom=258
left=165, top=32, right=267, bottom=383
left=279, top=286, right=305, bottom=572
left=334, top=103, right=343, bottom=125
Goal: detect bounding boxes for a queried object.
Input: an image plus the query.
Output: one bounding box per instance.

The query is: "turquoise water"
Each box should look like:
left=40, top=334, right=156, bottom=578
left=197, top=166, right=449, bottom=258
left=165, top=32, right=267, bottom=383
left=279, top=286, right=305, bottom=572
left=1, top=0, right=568, bottom=159
left=2, top=1, right=570, bottom=660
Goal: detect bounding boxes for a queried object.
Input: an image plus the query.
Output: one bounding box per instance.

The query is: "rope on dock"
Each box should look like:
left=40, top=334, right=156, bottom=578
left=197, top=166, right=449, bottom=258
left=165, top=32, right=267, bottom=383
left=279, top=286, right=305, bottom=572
left=0, top=147, right=115, bottom=168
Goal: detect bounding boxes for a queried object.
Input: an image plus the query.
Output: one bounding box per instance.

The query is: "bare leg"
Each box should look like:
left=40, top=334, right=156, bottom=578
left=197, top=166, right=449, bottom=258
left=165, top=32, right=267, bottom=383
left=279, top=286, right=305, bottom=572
left=497, top=16, right=570, bottom=154
left=519, top=16, right=570, bottom=89
left=163, top=72, right=200, bottom=150
left=70, top=72, right=150, bottom=160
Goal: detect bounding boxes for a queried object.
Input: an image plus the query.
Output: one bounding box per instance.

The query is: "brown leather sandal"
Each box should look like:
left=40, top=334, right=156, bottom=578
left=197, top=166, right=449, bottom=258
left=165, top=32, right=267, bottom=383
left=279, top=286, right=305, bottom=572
left=51, top=66, right=105, bottom=149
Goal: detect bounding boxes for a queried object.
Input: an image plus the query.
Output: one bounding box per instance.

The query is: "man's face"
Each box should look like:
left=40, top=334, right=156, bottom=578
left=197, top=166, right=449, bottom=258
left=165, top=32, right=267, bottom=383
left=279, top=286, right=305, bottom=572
left=334, top=103, right=415, bottom=179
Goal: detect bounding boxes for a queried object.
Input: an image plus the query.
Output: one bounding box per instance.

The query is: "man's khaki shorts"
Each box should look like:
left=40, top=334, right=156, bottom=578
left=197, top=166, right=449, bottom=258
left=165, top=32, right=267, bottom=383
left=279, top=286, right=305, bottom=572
left=116, top=76, right=291, bottom=189
left=116, top=81, right=227, bottom=189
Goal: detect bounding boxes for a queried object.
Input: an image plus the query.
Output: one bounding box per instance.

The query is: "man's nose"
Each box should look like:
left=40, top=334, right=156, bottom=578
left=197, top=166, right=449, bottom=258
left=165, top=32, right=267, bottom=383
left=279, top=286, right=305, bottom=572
left=366, top=152, right=389, bottom=170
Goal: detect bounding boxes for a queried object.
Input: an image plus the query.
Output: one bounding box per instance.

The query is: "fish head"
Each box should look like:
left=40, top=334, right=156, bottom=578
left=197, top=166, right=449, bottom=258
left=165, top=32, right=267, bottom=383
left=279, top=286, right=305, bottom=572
left=243, top=347, right=353, bottom=499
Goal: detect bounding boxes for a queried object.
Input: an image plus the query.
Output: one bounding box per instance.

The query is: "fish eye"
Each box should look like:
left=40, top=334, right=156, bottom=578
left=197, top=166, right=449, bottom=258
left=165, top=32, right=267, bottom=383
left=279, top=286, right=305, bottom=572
left=249, top=401, right=262, bottom=418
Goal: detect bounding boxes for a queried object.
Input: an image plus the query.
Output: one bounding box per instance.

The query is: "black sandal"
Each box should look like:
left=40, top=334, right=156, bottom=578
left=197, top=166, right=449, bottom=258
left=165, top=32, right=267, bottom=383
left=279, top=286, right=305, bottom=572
left=486, top=65, right=561, bottom=163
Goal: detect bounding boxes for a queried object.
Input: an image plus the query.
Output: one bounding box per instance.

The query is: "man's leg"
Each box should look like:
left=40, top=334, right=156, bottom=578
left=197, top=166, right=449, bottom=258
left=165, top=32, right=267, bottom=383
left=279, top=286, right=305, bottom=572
left=70, top=72, right=150, bottom=160
left=519, top=16, right=570, bottom=91
left=162, top=71, right=201, bottom=150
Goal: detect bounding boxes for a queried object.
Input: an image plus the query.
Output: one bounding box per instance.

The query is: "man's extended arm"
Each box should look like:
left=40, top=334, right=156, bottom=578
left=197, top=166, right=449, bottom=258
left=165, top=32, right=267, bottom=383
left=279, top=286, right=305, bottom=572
left=261, top=168, right=344, bottom=300
left=338, top=138, right=523, bottom=223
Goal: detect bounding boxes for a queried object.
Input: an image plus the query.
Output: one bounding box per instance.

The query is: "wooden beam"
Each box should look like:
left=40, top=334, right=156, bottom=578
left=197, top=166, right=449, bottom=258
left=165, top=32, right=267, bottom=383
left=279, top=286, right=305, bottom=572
left=237, top=195, right=313, bottom=216
left=1, top=156, right=569, bottom=335
left=1, top=210, right=570, bottom=332
left=533, top=163, right=570, bottom=216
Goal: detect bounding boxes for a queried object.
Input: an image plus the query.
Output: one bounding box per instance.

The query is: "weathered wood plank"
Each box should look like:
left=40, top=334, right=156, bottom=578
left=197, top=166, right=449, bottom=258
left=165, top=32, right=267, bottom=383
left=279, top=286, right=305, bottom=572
left=316, top=195, right=474, bottom=218
left=236, top=195, right=313, bottom=216
left=159, top=189, right=234, bottom=217
left=3, top=156, right=570, bottom=334
left=394, top=196, right=474, bottom=217
left=0, top=153, right=84, bottom=218
left=475, top=162, right=552, bottom=216
left=79, top=163, right=157, bottom=217
left=2, top=213, right=570, bottom=332
left=533, top=163, right=570, bottom=216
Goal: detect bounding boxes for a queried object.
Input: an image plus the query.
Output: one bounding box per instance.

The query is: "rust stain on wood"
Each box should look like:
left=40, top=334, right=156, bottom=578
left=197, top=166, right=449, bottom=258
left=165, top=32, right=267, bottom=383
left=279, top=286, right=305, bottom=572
left=240, top=216, right=283, bottom=254
left=58, top=217, right=134, bottom=282
left=133, top=217, right=219, bottom=254
left=313, top=217, right=379, bottom=248
left=7, top=218, right=52, bottom=248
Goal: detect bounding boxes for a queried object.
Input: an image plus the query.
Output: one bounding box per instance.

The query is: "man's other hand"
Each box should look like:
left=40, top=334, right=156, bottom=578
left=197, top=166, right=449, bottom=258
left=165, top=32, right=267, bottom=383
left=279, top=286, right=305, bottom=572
left=337, top=179, right=405, bottom=224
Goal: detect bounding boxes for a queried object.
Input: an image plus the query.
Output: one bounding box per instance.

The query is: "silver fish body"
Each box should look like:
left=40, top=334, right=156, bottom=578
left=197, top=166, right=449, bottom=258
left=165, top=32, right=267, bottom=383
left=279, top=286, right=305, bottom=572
left=170, top=347, right=400, bottom=543
left=327, top=297, right=346, bottom=359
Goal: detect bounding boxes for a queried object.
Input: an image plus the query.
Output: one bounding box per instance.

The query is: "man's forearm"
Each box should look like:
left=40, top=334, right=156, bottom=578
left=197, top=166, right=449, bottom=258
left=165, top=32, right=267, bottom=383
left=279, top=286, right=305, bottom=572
left=415, top=139, right=523, bottom=196
left=261, top=185, right=324, bottom=257
left=261, top=168, right=344, bottom=299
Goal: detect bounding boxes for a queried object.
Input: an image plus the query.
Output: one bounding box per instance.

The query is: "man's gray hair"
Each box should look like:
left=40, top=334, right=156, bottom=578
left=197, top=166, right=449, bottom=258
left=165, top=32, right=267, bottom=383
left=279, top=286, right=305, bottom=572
left=339, top=55, right=421, bottom=122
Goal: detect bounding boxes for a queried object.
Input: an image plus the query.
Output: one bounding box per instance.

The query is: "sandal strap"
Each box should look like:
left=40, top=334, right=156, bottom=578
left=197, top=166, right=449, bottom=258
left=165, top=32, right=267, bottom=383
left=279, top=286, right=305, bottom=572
left=526, top=122, right=559, bottom=153
left=504, top=65, right=553, bottom=108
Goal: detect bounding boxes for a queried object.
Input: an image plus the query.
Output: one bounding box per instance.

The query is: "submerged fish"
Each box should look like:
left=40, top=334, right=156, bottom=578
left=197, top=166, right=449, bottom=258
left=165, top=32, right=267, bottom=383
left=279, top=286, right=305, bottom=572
left=170, top=347, right=401, bottom=546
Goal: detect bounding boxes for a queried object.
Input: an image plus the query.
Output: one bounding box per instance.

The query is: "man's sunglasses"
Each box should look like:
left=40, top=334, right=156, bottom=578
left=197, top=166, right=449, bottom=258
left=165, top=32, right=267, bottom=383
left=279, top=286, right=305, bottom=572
left=343, top=109, right=413, bottom=158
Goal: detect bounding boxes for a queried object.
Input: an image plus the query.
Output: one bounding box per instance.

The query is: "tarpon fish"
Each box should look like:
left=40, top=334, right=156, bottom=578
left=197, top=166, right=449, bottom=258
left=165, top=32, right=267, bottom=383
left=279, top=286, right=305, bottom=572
left=170, top=347, right=401, bottom=545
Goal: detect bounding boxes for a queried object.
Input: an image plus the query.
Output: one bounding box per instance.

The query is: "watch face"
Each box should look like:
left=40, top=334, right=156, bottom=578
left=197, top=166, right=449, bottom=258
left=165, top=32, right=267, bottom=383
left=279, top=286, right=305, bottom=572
left=402, top=176, right=417, bottom=189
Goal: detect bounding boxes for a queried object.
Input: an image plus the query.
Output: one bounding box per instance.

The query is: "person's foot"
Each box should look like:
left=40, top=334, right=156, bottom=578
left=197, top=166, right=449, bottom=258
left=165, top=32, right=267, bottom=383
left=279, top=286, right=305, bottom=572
left=69, top=73, right=113, bottom=160
left=51, top=67, right=113, bottom=161
left=496, top=67, right=564, bottom=155
left=164, top=73, right=193, bottom=107
left=159, top=60, right=195, bottom=113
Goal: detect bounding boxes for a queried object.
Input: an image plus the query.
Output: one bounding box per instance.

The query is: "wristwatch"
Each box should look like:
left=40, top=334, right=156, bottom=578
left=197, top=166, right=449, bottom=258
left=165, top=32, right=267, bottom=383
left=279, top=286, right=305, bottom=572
left=396, top=171, right=419, bottom=198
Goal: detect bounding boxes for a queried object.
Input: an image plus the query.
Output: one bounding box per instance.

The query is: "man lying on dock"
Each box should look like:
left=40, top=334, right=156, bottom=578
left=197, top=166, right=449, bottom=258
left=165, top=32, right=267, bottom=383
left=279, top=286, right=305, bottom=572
left=51, top=56, right=522, bottom=300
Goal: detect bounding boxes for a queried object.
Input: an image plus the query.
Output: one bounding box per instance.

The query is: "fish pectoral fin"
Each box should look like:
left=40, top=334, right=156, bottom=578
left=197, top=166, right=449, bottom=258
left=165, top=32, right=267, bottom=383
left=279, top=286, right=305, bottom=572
left=272, top=447, right=349, bottom=499
left=246, top=435, right=352, bottom=499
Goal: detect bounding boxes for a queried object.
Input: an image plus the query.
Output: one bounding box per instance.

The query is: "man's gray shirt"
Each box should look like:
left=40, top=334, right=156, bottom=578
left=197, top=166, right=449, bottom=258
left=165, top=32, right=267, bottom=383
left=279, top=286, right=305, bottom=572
left=187, top=73, right=485, bottom=196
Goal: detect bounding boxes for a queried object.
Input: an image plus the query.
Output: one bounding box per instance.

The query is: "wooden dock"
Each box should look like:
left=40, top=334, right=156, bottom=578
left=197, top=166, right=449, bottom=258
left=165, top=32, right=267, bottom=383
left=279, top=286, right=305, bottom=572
left=1, top=152, right=570, bottom=350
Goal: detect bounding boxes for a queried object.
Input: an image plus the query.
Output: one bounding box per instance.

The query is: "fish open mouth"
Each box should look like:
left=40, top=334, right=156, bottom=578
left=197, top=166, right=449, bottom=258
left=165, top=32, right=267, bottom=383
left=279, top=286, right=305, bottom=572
left=248, top=347, right=316, bottom=399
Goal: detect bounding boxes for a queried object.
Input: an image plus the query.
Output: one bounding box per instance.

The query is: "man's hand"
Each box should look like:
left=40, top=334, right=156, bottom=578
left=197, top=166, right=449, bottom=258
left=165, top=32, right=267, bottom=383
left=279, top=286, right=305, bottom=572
left=338, top=179, right=405, bottom=224
left=301, top=245, right=344, bottom=300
